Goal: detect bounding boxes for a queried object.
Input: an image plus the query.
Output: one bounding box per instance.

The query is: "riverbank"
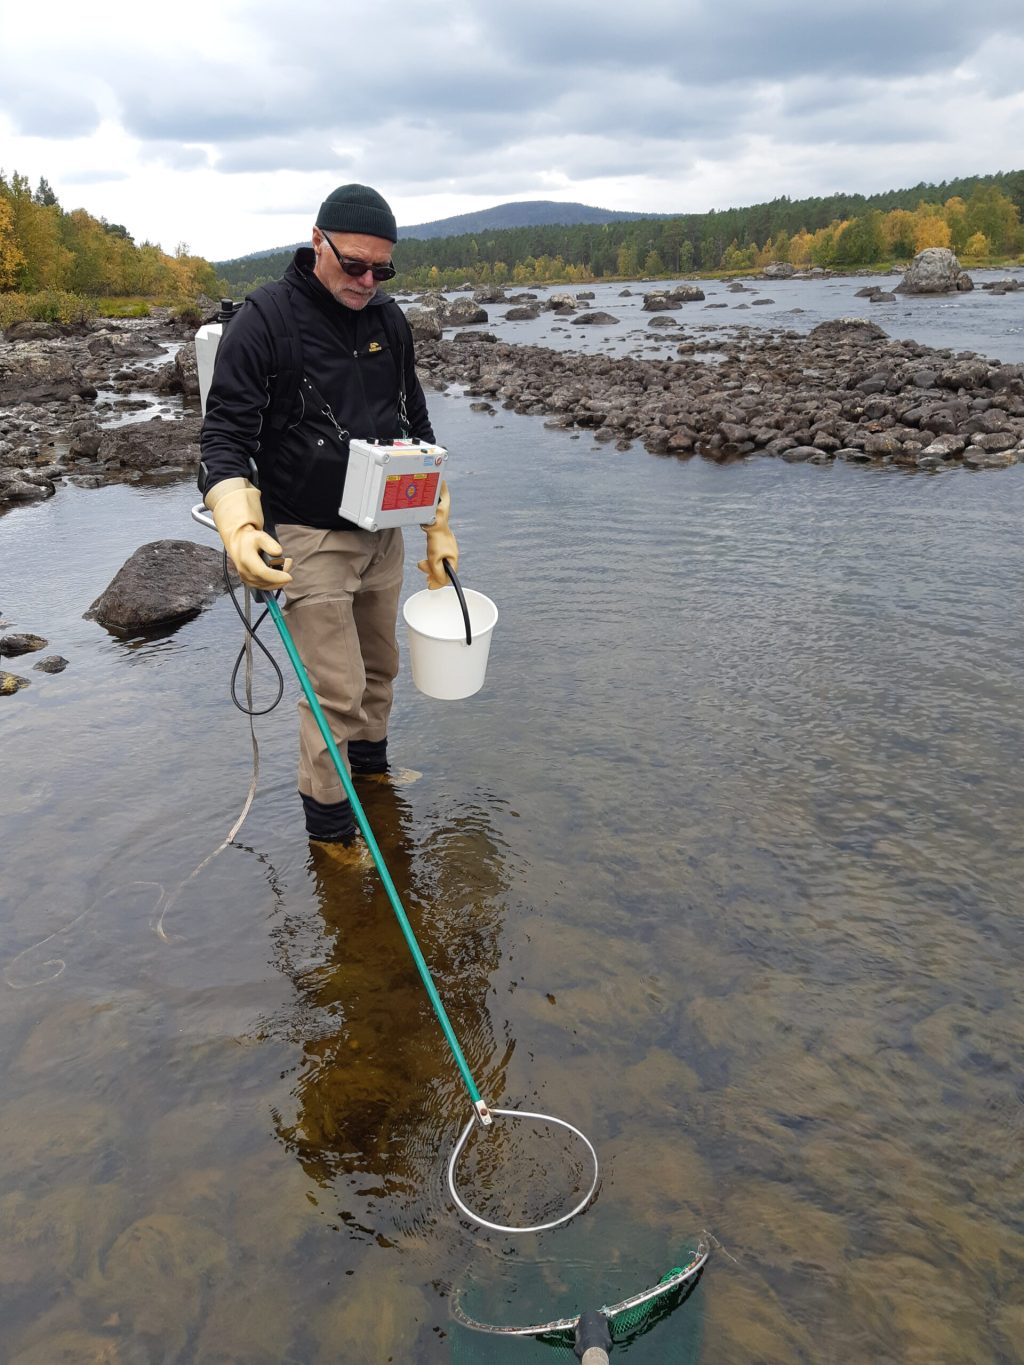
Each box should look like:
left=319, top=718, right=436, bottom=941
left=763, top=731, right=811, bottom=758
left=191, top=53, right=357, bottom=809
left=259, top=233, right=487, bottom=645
left=415, top=318, right=1024, bottom=469
left=2, top=274, right=1023, bottom=519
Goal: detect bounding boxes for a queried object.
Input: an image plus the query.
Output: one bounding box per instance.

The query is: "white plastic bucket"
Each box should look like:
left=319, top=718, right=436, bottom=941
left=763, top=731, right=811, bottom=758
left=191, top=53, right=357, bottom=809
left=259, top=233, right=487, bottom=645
left=402, top=585, right=498, bottom=700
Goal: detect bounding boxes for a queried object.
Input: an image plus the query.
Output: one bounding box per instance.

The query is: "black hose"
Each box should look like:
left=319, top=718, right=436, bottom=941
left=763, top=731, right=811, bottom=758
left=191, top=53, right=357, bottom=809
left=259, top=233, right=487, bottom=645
left=443, top=559, right=472, bottom=645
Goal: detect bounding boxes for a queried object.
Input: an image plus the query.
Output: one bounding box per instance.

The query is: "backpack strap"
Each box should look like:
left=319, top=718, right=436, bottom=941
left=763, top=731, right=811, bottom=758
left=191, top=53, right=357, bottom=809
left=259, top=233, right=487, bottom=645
left=246, top=281, right=303, bottom=432
left=248, top=282, right=410, bottom=437
left=378, top=298, right=410, bottom=437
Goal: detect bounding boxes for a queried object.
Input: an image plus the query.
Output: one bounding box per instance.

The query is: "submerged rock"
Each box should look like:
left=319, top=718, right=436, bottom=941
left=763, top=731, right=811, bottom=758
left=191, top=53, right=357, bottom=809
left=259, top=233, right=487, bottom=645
left=85, top=540, right=233, bottom=633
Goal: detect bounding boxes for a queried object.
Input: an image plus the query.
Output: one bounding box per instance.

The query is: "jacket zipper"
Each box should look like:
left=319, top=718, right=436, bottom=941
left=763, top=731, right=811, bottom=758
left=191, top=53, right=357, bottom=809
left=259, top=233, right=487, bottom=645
left=350, top=347, right=377, bottom=438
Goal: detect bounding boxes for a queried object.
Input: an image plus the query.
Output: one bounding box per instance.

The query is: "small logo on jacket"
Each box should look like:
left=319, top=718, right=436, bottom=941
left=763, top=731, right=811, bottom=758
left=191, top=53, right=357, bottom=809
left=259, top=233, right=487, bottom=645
left=368, top=340, right=382, bottom=353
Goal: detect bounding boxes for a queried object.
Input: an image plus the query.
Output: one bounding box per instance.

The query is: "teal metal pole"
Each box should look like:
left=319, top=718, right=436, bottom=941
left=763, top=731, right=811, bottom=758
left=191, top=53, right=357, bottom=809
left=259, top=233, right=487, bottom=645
left=263, top=593, right=484, bottom=1109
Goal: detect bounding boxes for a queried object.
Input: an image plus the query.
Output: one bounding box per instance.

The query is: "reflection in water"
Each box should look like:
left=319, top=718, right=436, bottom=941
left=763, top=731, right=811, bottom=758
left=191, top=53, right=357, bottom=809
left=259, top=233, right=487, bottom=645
left=268, top=774, right=514, bottom=1248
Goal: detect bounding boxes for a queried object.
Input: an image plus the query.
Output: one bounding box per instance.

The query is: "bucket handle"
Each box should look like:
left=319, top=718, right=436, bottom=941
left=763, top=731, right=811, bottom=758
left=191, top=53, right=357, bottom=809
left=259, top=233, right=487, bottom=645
left=444, top=560, right=472, bottom=646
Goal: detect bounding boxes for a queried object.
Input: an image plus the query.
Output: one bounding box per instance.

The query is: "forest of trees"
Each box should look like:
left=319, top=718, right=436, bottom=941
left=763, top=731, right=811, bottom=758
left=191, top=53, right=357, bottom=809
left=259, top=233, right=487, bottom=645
left=2, top=168, right=1022, bottom=318
left=219, top=170, right=1024, bottom=295
left=0, top=171, right=219, bottom=323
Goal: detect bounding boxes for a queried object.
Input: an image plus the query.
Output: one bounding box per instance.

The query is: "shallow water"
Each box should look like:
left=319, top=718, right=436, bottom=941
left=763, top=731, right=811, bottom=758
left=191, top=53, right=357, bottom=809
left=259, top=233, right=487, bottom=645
left=2, top=387, right=1024, bottom=1362
left=423, top=267, right=1024, bottom=367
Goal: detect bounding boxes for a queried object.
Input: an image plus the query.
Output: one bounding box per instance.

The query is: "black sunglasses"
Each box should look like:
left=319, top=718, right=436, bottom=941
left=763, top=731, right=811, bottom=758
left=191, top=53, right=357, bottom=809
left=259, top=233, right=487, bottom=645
left=320, top=232, right=396, bottom=281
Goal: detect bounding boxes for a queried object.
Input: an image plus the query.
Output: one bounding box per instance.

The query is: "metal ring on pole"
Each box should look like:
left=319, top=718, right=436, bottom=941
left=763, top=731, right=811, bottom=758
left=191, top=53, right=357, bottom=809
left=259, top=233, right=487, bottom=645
left=448, top=1107, right=600, bottom=1234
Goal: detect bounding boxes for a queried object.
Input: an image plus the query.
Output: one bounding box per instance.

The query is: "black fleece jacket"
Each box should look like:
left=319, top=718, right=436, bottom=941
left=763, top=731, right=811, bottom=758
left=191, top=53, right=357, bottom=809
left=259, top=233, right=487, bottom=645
left=199, top=248, right=435, bottom=530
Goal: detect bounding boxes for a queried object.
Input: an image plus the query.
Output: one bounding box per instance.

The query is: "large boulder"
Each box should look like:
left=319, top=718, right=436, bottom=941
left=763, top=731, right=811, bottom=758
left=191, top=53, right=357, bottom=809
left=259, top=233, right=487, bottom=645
left=0, top=345, right=97, bottom=405
left=174, top=342, right=200, bottom=397
left=761, top=263, right=795, bottom=279
left=669, top=284, right=706, bottom=301
left=808, top=318, right=887, bottom=343
left=897, top=248, right=974, bottom=295
left=0, top=470, right=56, bottom=506
left=642, top=293, right=682, bottom=312
left=446, top=298, right=488, bottom=326
left=4, top=321, right=61, bottom=341
left=97, top=414, right=201, bottom=472
left=403, top=307, right=442, bottom=341
left=85, top=540, right=235, bottom=634
left=414, top=292, right=450, bottom=321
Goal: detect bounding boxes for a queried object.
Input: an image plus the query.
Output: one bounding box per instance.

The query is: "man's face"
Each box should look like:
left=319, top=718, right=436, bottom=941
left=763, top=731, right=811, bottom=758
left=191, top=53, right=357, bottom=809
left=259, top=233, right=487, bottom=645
left=312, top=229, right=395, bottom=310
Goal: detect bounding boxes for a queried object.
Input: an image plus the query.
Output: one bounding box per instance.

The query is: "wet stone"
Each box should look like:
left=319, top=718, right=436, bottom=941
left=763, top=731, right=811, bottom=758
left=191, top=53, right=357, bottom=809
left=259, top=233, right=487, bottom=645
left=310, top=1256, right=429, bottom=1361
left=97, top=1212, right=228, bottom=1354
left=0, top=1183, right=130, bottom=1292
left=1, top=670, right=30, bottom=694
left=9, top=1330, right=126, bottom=1364
left=3, top=1094, right=123, bottom=1183
left=0, top=632, right=48, bottom=657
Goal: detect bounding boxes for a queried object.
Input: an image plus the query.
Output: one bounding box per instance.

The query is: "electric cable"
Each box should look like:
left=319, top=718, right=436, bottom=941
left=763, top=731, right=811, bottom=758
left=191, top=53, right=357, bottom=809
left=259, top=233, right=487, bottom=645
left=222, top=553, right=285, bottom=716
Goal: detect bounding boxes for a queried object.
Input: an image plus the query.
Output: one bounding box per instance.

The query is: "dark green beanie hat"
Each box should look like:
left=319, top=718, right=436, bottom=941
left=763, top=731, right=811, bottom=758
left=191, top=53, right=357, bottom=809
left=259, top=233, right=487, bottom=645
left=315, top=184, right=398, bottom=242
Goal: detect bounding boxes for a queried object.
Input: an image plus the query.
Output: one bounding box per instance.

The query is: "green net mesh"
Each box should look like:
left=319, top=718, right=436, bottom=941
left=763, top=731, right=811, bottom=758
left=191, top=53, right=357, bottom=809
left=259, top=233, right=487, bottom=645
left=448, top=1244, right=707, bottom=1363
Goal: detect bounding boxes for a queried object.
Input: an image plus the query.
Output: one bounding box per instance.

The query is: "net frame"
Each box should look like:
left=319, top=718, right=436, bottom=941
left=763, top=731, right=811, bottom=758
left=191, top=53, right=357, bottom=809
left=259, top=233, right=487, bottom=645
left=450, top=1236, right=710, bottom=1340
left=448, top=1106, right=600, bottom=1234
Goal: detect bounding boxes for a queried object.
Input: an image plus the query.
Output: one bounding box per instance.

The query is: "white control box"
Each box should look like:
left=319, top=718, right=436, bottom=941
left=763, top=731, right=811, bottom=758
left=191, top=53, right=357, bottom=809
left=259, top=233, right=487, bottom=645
left=340, top=439, right=448, bottom=532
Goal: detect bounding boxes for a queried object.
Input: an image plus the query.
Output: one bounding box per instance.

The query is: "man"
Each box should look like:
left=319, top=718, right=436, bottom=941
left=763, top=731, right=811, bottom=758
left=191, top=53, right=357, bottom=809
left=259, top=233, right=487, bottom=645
left=200, top=183, right=457, bottom=848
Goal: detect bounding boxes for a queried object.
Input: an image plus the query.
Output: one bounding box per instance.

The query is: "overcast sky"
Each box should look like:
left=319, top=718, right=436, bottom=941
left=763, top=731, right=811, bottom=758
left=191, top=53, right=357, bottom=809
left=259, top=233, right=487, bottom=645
left=2, top=0, right=1023, bottom=262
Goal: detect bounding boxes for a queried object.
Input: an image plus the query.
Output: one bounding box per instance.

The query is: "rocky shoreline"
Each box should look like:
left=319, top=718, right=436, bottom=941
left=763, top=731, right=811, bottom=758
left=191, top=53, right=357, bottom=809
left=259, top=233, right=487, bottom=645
left=3, top=278, right=1023, bottom=692
left=2, top=283, right=1022, bottom=520
left=414, top=316, right=1024, bottom=468
left=0, top=311, right=201, bottom=510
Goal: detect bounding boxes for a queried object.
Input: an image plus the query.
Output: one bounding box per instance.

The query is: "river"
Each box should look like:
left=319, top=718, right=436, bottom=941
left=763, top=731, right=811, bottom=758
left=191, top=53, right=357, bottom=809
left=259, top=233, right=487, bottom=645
left=403, top=265, right=1024, bottom=366
left=1, top=283, right=1023, bottom=1362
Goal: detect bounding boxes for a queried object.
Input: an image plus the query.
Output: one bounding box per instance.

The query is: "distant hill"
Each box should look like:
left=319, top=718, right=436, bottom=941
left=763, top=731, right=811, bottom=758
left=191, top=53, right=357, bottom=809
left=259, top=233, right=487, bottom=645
left=213, top=170, right=1024, bottom=292
left=213, top=200, right=668, bottom=267
left=397, top=199, right=670, bottom=240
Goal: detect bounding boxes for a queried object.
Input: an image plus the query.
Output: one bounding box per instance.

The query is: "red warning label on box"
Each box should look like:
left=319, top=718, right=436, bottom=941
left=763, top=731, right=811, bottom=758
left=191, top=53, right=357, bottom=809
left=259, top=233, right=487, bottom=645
left=380, top=472, right=439, bottom=511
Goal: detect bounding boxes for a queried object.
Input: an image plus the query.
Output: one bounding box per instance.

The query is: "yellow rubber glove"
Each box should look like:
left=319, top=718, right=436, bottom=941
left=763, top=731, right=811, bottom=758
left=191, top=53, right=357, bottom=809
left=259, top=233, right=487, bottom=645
left=205, top=477, right=293, bottom=590
left=418, top=479, right=459, bottom=590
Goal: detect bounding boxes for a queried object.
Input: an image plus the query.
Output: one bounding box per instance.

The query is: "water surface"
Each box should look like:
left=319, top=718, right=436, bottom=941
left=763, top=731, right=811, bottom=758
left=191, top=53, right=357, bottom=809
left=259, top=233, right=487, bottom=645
left=425, top=267, right=1024, bottom=366
left=2, top=385, right=1023, bottom=1361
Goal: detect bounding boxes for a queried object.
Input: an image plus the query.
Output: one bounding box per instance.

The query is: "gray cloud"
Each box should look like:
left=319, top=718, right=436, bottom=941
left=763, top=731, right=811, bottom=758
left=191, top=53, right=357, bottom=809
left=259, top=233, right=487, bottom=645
left=3, top=0, right=1022, bottom=256
left=1, top=78, right=101, bottom=138
left=486, top=0, right=1024, bottom=81
left=148, top=142, right=212, bottom=171
left=215, top=139, right=344, bottom=175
